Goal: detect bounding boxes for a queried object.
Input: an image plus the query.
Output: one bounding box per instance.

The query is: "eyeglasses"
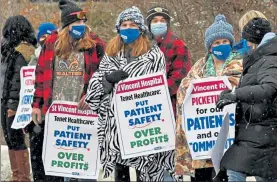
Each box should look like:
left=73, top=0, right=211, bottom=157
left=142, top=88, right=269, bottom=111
left=69, top=11, right=88, bottom=22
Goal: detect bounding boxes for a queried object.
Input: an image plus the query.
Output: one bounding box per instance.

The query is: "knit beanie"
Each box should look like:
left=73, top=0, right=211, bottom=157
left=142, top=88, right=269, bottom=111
left=146, top=6, right=170, bottom=28
left=115, top=6, right=147, bottom=33
left=59, top=0, right=84, bottom=28
left=242, top=17, right=272, bottom=44
left=37, top=22, right=57, bottom=40
left=205, top=14, right=235, bottom=52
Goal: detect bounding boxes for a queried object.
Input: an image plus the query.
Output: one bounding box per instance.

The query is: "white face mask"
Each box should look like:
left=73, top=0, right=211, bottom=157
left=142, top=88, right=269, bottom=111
left=151, top=22, right=168, bottom=36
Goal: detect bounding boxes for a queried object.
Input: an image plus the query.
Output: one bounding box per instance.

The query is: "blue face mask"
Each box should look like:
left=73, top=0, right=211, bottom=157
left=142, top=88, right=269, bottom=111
left=211, top=44, right=232, bottom=61
left=120, top=28, right=140, bottom=44
left=69, top=25, right=86, bottom=39
left=233, top=39, right=252, bottom=56
left=151, top=23, right=168, bottom=37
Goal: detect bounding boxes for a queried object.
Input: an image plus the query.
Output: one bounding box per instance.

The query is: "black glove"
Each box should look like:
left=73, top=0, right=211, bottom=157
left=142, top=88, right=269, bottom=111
left=102, top=76, right=114, bottom=94
left=218, top=89, right=232, bottom=100
left=216, top=89, right=237, bottom=110
left=106, top=70, right=129, bottom=84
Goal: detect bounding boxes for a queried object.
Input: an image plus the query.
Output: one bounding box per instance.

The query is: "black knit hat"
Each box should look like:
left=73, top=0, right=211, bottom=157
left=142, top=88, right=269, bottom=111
left=242, top=17, right=272, bottom=44
left=146, top=6, right=170, bottom=28
left=59, top=0, right=84, bottom=28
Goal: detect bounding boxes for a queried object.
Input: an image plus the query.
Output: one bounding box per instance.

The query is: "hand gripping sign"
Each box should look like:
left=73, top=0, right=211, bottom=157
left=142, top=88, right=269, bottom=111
left=114, top=72, right=176, bottom=159
left=42, top=101, right=100, bottom=179
left=12, top=66, right=36, bottom=129
left=182, top=76, right=236, bottom=160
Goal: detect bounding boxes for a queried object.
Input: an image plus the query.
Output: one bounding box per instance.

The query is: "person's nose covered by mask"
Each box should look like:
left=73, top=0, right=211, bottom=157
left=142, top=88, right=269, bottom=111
left=204, top=14, right=235, bottom=61
left=211, top=44, right=232, bottom=61
left=115, top=6, right=148, bottom=45
left=119, top=28, right=140, bottom=44
left=69, top=24, right=86, bottom=40
left=150, top=22, right=167, bottom=37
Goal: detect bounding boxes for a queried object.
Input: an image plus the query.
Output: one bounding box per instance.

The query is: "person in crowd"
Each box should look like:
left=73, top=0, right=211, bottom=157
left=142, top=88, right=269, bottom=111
left=175, top=14, right=243, bottom=181
left=29, top=22, right=57, bottom=66
left=217, top=17, right=277, bottom=182
left=146, top=6, right=191, bottom=117
left=1, top=15, right=37, bottom=182
left=31, top=0, right=105, bottom=181
left=233, top=10, right=268, bottom=56
left=146, top=6, right=191, bottom=181
left=85, top=6, right=176, bottom=181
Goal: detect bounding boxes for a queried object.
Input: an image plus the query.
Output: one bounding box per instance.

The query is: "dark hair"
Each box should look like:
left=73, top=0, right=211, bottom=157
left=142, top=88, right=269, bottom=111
left=2, top=15, right=37, bottom=48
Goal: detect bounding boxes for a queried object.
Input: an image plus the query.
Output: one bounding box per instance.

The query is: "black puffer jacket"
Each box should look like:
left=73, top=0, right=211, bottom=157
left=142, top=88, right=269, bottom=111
left=221, top=36, right=277, bottom=179
left=1, top=43, right=35, bottom=111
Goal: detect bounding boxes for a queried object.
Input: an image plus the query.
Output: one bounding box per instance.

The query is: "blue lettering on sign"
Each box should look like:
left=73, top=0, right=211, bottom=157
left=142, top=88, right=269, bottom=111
left=189, top=138, right=234, bottom=152
left=21, top=95, right=33, bottom=105
left=17, top=114, right=31, bottom=123
left=186, top=113, right=236, bottom=131
left=123, top=101, right=164, bottom=127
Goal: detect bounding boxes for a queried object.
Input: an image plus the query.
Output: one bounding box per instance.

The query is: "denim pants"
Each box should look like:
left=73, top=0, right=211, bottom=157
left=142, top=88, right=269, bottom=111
left=227, top=170, right=277, bottom=182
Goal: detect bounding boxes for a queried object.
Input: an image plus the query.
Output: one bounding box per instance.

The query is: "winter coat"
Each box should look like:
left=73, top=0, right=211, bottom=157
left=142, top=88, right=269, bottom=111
left=1, top=43, right=35, bottom=111
left=175, top=52, right=243, bottom=175
left=156, top=30, right=192, bottom=115
left=85, top=44, right=176, bottom=181
left=32, top=31, right=105, bottom=114
left=221, top=36, right=277, bottom=180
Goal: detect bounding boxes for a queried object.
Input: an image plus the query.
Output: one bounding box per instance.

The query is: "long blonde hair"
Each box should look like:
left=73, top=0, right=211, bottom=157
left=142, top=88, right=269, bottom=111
left=106, top=34, right=152, bottom=57
left=239, top=10, right=268, bottom=32
left=55, top=26, right=95, bottom=59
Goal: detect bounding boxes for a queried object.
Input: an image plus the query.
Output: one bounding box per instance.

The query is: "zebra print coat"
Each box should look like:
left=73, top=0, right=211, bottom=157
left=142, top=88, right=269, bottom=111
left=86, top=44, right=177, bottom=181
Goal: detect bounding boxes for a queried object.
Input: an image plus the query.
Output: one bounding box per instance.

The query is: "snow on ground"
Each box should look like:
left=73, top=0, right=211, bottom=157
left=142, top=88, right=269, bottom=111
left=1, top=145, right=255, bottom=181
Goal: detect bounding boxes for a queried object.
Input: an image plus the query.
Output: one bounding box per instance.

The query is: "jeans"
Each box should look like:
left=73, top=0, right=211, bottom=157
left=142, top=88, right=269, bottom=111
left=227, top=170, right=247, bottom=181
left=227, top=170, right=277, bottom=182
left=164, top=169, right=174, bottom=181
left=1, top=106, right=27, bottom=150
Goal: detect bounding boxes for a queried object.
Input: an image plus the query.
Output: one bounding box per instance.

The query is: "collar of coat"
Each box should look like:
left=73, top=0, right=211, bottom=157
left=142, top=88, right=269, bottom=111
left=243, top=36, right=277, bottom=73
left=15, top=43, right=36, bottom=63
left=190, top=52, right=243, bottom=79
left=156, top=29, right=174, bottom=44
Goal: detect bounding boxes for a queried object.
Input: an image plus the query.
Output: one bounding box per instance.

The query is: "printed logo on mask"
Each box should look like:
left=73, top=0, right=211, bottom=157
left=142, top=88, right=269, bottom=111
left=213, top=51, right=223, bottom=56
left=72, top=30, right=81, bottom=36
left=121, top=34, right=128, bottom=40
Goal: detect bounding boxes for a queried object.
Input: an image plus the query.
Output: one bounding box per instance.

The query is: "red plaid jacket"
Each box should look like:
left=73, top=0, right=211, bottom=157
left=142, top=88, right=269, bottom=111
left=32, top=31, right=105, bottom=114
left=156, top=30, right=191, bottom=115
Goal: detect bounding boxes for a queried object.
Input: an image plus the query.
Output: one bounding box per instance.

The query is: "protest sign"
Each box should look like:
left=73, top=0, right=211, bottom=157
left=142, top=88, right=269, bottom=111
left=211, top=112, right=230, bottom=175
left=43, top=101, right=99, bottom=179
left=114, top=72, right=176, bottom=159
left=12, top=66, right=36, bottom=129
left=182, top=77, right=236, bottom=160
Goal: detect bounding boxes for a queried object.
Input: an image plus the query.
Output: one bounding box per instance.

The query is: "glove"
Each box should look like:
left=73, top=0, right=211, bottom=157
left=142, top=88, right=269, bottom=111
left=218, top=89, right=232, bottom=100
left=102, top=76, right=114, bottom=94
left=106, top=70, right=129, bottom=84
left=216, top=90, right=237, bottom=110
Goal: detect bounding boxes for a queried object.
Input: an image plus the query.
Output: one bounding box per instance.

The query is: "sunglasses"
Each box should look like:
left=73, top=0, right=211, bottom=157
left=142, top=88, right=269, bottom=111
left=69, top=11, right=88, bottom=22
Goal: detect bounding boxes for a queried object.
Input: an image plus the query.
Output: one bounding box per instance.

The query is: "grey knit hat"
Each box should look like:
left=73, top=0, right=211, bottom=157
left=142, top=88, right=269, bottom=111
left=205, top=14, right=235, bottom=51
left=59, top=0, right=84, bottom=28
left=115, top=6, right=147, bottom=33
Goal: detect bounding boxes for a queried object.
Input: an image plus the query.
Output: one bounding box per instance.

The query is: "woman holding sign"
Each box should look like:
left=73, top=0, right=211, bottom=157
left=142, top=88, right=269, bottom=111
left=217, top=18, right=277, bottom=181
left=174, top=14, right=243, bottom=181
left=1, top=15, right=37, bottom=181
left=31, top=0, right=105, bottom=181
left=85, top=6, right=176, bottom=181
